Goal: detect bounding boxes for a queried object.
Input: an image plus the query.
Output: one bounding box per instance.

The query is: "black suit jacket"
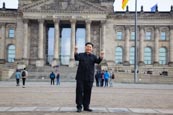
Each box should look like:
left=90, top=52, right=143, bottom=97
left=75, top=52, right=102, bottom=81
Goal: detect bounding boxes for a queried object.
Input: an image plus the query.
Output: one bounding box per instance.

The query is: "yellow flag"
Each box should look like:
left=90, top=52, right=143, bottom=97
left=122, top=0, right=129, bottom=10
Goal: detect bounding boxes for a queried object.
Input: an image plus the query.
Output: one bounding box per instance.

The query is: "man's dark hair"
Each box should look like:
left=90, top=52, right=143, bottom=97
left=85, top=42, right=94, bottom=47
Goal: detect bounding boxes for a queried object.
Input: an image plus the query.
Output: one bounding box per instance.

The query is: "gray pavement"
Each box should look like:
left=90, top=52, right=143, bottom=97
left=0, top=81, right=173, bottom=115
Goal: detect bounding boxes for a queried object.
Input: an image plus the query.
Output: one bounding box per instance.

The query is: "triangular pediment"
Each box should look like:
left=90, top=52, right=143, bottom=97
left=22, top=0, right=111, bottom=13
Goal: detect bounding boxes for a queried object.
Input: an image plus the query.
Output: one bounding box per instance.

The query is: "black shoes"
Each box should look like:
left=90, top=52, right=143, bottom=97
left=77, top=108, right=92, bottom=112
left=84, top=108, right=92, bottom=112
left=77, top=108, right=82, bottom=112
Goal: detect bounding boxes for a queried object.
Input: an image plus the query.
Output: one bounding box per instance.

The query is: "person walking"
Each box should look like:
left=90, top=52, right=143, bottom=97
left=15, top=69, right=21, bottom=86
left=74, top=42, right=104, bottom=112
left=49, top=71, right=55, bottom=85
left=21, top=68, right=28, bottom=88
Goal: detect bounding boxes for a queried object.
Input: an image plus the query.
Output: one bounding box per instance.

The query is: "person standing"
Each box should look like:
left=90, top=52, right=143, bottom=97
left=109, top=73, right=115, bottom=87
left=49, top=71, right=55, bottom=85
left=56, top=72, right=60, bottom=85
left=74, top=42, right=104, bottom=112
left=104, top=70, right=110, bottom=87
left=21, top=68, right=28, bottom=88
left=97, top=70, right=102, bottom=87
left=101, top=70, right=105, bottom=87
left=15, top=69, right=21, bottom=86
left=95, top=71, right=99, bottom=87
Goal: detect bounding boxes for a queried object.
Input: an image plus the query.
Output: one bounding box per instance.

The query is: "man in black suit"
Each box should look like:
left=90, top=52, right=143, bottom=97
left=74, top=42, right=104, bottom=112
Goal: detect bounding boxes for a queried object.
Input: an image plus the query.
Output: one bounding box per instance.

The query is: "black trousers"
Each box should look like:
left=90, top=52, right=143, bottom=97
left=76, top=80, right=93, bottom=109
left=16, top=79, right=20, bottom=85
left=22, top=78, right=26, bottom=86
left=50, top=78, right=55, bottom=85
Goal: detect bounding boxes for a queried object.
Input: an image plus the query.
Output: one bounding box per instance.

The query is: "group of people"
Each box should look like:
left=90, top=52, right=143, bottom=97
left=15, top=67, right=60, bottom=87
left=95, top=70, right=115, bottom=87
left=15, top=68, right=28, bottom=88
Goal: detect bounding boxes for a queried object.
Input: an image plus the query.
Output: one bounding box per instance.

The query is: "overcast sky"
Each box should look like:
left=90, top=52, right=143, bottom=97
left=0, top=0, right=173, bottom=11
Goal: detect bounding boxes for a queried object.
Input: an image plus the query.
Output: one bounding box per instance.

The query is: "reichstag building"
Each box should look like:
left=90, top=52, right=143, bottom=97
left=0, top=0, right=173, bottom=80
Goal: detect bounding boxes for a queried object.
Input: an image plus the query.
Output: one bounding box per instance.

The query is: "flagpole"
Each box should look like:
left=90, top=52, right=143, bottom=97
left=134, top=0, right=138, bottom=83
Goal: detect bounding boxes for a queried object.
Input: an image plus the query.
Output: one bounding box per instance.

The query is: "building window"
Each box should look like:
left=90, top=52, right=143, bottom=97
left=130, top=47, right=135, bottom=64
left=130, top=32, right=135, bottom=40
left=115, top=47, right=123, bottom=64
left=160, top=32, right=166, bottom=40
left=116, top=32, right=123, bottom=40
left=8, top=28, right=15, bottom=38
left=159, top=47, right=167, bottom=64
left=145, top=32, right=152, bottom=40
left=7, top=45, right=15, bottom=62
left=144, top=47, right=152, bottom=64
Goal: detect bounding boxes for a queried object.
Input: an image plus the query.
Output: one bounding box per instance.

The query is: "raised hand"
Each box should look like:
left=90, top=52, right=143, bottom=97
left=100, top=51, right=104, bottom=59
left=74, top=46, right=78, bottom=54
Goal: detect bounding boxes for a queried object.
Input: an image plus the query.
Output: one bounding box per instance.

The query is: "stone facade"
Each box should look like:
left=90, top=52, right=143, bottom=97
left=0, top=0, right=173, bottom=73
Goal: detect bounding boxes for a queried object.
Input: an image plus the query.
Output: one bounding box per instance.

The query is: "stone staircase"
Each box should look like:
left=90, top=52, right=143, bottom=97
left=5, top=64, right=173, bottom=83
left=0, top=63, right=16, bottom=80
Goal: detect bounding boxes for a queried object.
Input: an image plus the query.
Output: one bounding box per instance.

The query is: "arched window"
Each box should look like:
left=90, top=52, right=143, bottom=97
left=130, top=47, right=135, bottom=64
left=159, top=47, right=167, bottom=64
left=8, top=45, right=15, bottom=62
left=115, top=47, right=123, bottom=64
left=144, top=47, right=152, bottom=64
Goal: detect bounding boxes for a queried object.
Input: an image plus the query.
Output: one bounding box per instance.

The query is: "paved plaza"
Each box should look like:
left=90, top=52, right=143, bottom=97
left=0, top=81, right=173, bottom=115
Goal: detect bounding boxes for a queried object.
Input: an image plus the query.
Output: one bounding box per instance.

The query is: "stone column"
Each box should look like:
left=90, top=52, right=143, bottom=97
left=36, top=19, right=45, bottom=67
left=169, top=26, right=173, bottom=66
left=139, top=26, right=144, bottom=66
left=23, top=19, right=29, bottom=65
left=154, top=26, right=159, bottom=65
left=0, top=23, right=5, bottom=63
left=15, top=17, right=25, bottom=66
left=124, top=26, right=130, bottom=65
left=52, top=18, right=60, bottom=66
left=69, top=19, right=76, bottom=67
left=100, top=20, right=106, bottom=52
left=85, top=19, right=91, bottom=42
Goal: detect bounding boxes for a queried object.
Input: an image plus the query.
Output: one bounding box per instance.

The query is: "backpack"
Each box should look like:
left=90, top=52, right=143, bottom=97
left=50, top=73, right=55, bottom=79
left=22, top=71, right=26, bottom=77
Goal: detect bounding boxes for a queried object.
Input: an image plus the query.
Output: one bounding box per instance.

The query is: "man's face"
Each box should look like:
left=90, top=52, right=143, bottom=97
left=85, top=44, right=93, bottom=54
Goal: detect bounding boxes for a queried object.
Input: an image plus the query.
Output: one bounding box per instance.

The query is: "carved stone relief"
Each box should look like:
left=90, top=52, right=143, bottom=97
left=39, top=0, right=105, bottom=12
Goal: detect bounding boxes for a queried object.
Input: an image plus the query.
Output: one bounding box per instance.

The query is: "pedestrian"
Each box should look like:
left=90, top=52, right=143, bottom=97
left=49, top=71, right=55, bottom=85
left=21, top=68, right=28, bottom=88
left=74, top=42, right=104, bottom=112
left=109, top=73, right=115, bottom=87
left=101, top=70, right=105, bottom=87
left=97, top=70, right=102, bottom=87
left=15, top=69, right=21, bottom=86
left=104, top=70, right=110, bottom=87
left=95, top=71, right=99, bottom=87
left=56, top=72, right=60, bottom=85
